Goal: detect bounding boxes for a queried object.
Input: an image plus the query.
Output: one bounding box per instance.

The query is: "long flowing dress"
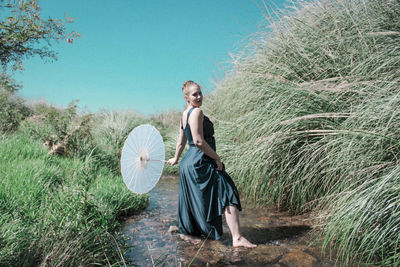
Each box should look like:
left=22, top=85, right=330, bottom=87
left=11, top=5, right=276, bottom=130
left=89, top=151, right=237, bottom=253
left=178, top=107, right=242, bottom=240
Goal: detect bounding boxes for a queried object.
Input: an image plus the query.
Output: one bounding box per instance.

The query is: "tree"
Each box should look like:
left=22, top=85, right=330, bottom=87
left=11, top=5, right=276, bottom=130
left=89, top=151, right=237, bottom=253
left=0, top=0, right=79, bottom=71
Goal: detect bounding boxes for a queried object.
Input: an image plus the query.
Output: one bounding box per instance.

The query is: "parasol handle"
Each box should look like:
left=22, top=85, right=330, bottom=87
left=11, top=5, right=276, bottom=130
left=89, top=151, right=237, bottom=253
left=148, top=159, right=167, bottom=163
left=139, top=156, right=167, bottom=163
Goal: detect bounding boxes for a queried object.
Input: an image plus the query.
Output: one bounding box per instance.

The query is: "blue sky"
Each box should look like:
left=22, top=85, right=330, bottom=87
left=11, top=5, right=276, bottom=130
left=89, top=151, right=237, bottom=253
left=14, top=0, right=288, bottom=115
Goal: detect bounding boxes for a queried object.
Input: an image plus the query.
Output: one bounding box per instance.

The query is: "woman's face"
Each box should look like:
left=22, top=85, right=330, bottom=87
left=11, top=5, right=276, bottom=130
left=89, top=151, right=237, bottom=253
left=185, top=86, right=203, bottom=107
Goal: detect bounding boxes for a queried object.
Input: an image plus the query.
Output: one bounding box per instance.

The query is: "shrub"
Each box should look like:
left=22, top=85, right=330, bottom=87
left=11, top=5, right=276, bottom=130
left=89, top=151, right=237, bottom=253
left=19, top=100, right=94, bottom=158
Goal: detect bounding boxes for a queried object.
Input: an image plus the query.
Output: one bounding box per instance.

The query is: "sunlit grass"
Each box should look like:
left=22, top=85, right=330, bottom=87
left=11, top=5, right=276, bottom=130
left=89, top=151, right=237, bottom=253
left=0, top=134, right=148, bottom=266
left=203, top=0, right=400, bottom=264
left=322, top=166, right=400, bottom=266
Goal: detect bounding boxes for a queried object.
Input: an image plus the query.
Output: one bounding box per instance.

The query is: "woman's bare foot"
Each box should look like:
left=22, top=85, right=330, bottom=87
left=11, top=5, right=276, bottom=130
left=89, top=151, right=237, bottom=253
left=232, top=236, right=257, bottom=248
left=178, top=234, right=201, bottom=245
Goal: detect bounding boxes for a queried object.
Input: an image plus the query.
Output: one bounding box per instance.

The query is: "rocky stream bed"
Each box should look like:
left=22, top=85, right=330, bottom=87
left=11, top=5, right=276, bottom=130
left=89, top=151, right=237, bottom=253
left=120, top=176, right=338, bottom=266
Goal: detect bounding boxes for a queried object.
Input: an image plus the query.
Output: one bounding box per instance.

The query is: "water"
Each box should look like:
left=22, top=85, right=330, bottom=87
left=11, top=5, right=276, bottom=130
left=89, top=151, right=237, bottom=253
left=120, top=176, right=337, bottom=266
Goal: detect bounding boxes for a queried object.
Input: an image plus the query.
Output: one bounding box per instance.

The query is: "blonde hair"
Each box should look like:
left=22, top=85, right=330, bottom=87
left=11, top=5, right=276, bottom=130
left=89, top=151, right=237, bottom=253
left=182, top=80, right=200, bottom=96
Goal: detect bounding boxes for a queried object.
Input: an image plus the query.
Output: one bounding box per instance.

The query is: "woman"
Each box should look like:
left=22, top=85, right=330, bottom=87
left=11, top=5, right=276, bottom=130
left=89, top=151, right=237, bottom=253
left=167, top=80, right=256, bottom=248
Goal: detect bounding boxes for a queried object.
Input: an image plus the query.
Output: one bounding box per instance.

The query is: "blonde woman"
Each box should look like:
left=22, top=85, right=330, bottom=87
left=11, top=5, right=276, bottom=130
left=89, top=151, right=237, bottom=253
left=167, top=81, right=256, bottom=248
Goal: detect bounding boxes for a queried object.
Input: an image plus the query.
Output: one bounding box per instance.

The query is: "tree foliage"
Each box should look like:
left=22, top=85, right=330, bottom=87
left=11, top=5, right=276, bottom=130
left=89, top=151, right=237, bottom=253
left=0, top=0, right=79, bottom=71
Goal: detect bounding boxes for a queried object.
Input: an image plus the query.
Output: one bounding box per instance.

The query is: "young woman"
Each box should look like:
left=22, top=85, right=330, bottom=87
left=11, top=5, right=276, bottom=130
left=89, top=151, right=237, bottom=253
left=167, top=80, right=256, bottom=248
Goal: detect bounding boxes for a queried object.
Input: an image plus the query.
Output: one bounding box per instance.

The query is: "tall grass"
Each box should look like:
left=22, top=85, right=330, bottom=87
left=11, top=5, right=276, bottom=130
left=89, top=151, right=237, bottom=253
left=0, top=134, right=148, bottom=266
left=323, top=166, right=400, bottom=266
left=204, top=0, right=399, bottom=264
left=90, top=110, right=147, bottom=174
left=152, top=110, right=182, bottom=174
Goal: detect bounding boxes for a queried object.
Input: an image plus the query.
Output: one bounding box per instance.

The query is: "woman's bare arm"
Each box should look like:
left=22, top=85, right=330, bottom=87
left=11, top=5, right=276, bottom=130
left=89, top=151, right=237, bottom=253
left=189, top=108, right=223, bottom=170
left=167, top=122, right=187, bottom=165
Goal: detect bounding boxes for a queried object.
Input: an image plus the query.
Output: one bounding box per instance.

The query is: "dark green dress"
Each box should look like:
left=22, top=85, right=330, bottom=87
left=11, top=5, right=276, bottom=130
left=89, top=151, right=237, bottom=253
left=178, top=107, right=242, bottom=240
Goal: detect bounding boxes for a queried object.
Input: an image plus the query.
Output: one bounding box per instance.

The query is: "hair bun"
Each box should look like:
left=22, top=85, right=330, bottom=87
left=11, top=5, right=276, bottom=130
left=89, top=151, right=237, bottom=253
left=182, top=80, right=194, bottom=90
left=182, top=80, right=200, bottom=95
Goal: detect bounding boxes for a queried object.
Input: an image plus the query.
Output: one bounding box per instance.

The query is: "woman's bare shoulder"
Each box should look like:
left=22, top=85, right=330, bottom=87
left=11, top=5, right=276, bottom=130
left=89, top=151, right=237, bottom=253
left=191, top=107, right=203, bottom=117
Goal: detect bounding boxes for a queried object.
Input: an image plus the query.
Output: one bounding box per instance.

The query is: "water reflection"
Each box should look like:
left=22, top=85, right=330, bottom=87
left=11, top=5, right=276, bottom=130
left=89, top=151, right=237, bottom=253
left=120, top=176, right=336, bottom=266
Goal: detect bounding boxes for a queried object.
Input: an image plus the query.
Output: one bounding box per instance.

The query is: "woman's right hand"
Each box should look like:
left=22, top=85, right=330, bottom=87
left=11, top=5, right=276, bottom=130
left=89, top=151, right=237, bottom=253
left=167, top=157, right=178, bottom=166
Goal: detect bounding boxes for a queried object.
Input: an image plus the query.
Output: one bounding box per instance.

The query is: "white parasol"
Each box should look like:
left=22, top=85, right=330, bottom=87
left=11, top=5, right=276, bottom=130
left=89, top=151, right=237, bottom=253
left=120, top=124, right=165, bottom=194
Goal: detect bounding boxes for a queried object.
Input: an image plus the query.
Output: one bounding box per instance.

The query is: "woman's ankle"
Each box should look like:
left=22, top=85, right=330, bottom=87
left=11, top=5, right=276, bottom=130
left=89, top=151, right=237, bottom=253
left=232, top=234, right=242, bottom=242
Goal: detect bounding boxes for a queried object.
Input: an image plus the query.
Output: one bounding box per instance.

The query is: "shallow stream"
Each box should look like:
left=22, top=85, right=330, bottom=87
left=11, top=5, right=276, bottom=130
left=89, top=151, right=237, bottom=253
left=121, top=176, right=337, bottom=266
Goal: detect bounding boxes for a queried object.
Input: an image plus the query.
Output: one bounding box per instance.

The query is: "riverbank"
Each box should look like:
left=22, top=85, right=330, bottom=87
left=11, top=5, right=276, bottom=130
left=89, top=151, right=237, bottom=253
left=0, top=133, right=148, bottom=266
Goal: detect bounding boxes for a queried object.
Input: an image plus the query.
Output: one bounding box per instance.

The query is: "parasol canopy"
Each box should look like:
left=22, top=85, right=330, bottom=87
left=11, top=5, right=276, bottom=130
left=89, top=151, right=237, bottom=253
left=120, top=124, right=165, bottom=194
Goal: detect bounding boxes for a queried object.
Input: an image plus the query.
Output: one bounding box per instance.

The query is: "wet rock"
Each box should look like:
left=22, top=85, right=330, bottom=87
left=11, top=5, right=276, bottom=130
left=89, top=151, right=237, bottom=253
left=168, top=225, right=179, bottom=233
left=241, top=244, right=289, bottom=264
left=209, top=240, right=228, bottom=253
left=279, top=249, right=317, bottom=267
left=180, top=241, right=226, bottom=266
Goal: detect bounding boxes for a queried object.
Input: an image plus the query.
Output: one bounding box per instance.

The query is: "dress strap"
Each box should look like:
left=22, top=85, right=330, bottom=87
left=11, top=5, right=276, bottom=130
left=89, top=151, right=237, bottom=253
left=186, top=107, right=196, bottom=124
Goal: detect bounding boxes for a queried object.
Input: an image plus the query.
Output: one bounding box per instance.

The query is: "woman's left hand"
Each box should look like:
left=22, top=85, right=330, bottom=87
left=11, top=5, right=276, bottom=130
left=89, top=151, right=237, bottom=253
left=215, top=158, right=223, bottom=171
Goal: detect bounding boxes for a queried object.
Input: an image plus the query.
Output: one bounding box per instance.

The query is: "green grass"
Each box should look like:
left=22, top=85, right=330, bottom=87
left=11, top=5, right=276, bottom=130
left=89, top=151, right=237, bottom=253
left=89, top=110, right=148, bottom=175
left=0, top=134, right=148, bottom=266
left=151, top=110, right=182, bottom=175
left=322, top=166, right=400, bottom=266
left=203, top=0, right=400, bottom=265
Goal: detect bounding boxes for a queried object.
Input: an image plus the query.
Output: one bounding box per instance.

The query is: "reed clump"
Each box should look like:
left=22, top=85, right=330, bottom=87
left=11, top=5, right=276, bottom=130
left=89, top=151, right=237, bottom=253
left=204, top=0, right=399, bottom=265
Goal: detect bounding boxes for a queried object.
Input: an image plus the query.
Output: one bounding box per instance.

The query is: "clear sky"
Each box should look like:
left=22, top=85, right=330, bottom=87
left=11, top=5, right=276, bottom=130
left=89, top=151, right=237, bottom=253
left=14, top=0, right=288, bottom=116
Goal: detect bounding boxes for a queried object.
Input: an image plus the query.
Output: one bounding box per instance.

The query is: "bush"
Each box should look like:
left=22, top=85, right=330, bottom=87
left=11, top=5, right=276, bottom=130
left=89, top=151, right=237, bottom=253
left=0, top=86, right=32, bottom=134
left=19, top=100, right=94, bottom=158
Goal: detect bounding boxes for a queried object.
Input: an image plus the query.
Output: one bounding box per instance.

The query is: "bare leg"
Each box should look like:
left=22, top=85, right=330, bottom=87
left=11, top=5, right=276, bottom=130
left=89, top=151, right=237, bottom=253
left=224, top=206, right=256, bottom=248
